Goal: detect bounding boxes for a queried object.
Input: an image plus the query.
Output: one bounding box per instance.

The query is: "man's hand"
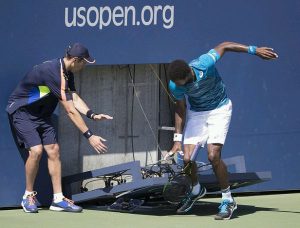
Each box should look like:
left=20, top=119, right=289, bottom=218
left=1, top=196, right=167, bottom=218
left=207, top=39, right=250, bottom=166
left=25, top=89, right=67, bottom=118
left=93, top=114, right=113, bottom=121
left=164, top=141, right=182, bottom=160
left=256, top=47, right=278, bottom=60
left=88, top=135, right=107, bottom=154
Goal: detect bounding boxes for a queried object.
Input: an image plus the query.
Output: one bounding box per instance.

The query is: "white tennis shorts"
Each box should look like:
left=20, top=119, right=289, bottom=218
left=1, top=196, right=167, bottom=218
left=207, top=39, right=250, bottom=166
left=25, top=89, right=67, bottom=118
left=183, top=99, right=232, bottom=146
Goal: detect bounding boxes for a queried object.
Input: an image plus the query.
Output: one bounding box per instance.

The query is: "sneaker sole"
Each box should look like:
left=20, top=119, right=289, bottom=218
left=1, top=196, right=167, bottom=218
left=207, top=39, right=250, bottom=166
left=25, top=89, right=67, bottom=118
left=49, top=205, right=82, bottom=213
left=215, top=203, right=238, bottom=220
left=21, top=201, right=38, bottom=213
left=177, top=187, right=207, bottom=214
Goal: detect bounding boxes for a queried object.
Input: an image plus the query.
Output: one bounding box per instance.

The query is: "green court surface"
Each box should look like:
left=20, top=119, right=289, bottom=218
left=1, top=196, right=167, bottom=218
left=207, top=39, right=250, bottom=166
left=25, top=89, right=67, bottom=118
left=1, top=193, right=299, bottom=228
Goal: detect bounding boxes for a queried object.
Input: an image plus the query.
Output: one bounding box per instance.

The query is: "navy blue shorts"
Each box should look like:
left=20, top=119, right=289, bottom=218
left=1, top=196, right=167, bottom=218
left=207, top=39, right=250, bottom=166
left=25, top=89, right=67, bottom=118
left=8, top=107, right=57, bottom=149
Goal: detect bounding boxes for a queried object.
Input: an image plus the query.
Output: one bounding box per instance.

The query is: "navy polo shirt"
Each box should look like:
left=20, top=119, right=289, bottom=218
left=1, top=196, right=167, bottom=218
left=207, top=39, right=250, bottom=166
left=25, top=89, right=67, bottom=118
left=6, top=58, right=76, bottom=116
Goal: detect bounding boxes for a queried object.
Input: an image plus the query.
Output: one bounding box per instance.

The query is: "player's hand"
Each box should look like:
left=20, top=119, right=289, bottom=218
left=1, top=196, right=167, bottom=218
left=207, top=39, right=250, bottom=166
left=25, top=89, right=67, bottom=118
left=256, top=47, right=278, bottom=60
left=164, top=141, right=182, bottom=160
left=93, top=114, right=113, bottom=121
left=88, top=135, right=107, bottom=154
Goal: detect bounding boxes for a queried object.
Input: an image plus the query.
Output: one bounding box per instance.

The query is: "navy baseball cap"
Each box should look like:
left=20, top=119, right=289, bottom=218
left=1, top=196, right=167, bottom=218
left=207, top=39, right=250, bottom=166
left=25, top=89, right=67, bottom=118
left=66, top=43, right=95, bottom=63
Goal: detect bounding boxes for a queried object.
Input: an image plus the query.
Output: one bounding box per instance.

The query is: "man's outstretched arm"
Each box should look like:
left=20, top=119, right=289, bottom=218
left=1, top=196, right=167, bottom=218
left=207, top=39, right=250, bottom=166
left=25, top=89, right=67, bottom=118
left=60, top=99, right=107, bottom=153
left=214, top=42, right=278, bottom=60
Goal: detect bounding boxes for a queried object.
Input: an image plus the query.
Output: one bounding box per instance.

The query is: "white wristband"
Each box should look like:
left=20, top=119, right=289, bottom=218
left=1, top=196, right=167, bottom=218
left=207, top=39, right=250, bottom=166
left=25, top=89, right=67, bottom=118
left=173, top=133, right=183, bottom=142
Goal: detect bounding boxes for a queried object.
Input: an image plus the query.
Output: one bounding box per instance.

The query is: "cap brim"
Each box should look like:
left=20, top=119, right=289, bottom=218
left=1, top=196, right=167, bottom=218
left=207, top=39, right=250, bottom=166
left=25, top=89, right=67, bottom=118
left=84, top=57, right=96, bottom=64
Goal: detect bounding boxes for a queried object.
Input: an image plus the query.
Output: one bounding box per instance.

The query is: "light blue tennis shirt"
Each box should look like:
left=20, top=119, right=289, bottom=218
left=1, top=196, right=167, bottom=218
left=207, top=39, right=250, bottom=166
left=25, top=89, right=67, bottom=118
left=169, top=49, right=228, bottom=112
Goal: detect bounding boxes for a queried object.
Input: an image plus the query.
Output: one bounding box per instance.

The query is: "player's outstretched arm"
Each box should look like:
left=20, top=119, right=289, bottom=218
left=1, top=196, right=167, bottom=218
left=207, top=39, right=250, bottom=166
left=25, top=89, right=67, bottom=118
left=60, top=99, right=107, bottom=153
left=214, top=42, right=278, bottom=60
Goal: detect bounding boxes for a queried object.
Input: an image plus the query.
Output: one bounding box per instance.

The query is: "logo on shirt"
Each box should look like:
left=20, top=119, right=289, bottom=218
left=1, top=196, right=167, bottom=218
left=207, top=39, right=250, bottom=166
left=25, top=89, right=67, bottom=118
left=199, top=71, right=204, bottom=78
left=8, top=102, right=15, bottom=108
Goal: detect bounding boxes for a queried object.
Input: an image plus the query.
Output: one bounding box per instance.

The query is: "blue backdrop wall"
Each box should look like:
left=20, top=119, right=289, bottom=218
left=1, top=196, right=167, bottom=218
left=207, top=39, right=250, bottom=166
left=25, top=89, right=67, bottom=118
left=1, top=0, right=300, bottom=207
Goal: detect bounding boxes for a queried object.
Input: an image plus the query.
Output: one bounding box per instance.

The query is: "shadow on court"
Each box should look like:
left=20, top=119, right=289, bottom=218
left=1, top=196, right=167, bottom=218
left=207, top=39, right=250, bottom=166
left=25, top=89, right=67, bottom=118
left=84, top=200, right=300, bottom=219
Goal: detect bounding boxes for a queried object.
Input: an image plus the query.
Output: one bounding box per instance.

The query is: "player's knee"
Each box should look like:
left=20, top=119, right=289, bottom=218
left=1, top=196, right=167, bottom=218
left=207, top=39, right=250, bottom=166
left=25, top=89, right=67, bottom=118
left=45, top=144, right=60, bottom=160
left=183, top=156, right=190, bottom=164
left=29, top=145, right=43, bottom=161
left=183, top=153, right=191, bottom=163
left=207, top=144, right=222, bottom=165
left=208, top=151, right=221, bottom=165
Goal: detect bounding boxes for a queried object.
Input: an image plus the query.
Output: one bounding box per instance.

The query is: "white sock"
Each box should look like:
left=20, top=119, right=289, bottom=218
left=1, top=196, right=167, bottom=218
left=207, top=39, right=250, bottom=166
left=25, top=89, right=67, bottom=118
left=23, top=190, right=34, bottom=199
left=192, top=183, right=201, bottom=195
left=53, top=193, right=64, bottom=203
left=221, top=187, right=233, bottom=202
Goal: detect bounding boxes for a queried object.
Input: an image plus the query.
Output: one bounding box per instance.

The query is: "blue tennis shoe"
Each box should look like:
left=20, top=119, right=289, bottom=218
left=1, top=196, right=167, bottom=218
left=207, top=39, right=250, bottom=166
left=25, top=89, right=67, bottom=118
left=215, top=199, right=237, bottom=220
left=49, top=198, right=82, bottom=212
left=176, top=186, right=207, bottom=214
left=21, top=192, right=38, bottom=213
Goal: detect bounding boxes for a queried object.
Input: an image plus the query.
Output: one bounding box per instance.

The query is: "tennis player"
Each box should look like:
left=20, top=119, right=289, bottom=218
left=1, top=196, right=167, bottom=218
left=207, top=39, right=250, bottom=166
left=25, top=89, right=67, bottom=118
left=6, top=43, right=113, bottom=213
left=166, top=41, right=278, bottom=219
